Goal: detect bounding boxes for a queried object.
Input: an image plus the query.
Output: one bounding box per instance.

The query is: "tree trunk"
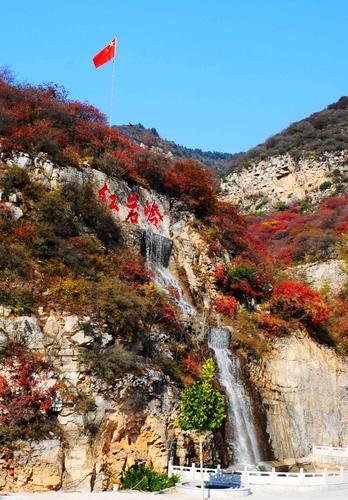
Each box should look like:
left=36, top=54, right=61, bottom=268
left=199, top=433, right=204, bottom=500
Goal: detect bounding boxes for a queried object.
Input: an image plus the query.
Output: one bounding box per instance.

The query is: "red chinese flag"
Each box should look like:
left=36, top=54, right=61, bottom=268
left=93, top=38, right=116, bottom=68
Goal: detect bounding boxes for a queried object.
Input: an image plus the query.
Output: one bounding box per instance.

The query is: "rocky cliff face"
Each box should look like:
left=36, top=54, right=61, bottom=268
left=221, top=151, right=348, bottom=211
left=249, top=332, right=348, bottom=459
left=0, top=152, right=218, bottom=493
left=289, top=259, right=347, bottom=297
left=0, top=309, right=187, bottom=493
left=2, top=149, right=348, bottom=491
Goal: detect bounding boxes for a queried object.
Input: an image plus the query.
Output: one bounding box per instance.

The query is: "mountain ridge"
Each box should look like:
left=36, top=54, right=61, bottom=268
left=228, top=96, right=348, bottom=172
left=114, top=123, right=240, bottom=173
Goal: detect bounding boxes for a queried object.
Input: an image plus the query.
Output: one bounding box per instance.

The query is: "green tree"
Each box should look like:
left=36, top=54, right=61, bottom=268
left=175, top=358, right=226, bottom=498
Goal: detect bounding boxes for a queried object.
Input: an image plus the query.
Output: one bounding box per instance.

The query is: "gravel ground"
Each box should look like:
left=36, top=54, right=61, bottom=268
left=4, top=486, right=348, bottom=500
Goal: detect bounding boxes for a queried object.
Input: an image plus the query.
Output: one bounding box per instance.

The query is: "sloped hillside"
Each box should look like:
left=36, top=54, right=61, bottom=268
left=0, top=72, right=348, bottom=491
left=222, top=97, right=348, bottom=211
left=115, top=123, right=238, bottom=173
left=232, top=96, right=348, bottom=168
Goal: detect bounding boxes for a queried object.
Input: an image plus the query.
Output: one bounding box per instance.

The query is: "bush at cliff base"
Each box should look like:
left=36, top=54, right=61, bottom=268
left=121, top=464, right=179, bottom=491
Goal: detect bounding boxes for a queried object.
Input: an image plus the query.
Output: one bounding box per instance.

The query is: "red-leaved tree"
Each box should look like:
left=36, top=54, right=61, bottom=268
left=271, top=280, right=331, bottom=326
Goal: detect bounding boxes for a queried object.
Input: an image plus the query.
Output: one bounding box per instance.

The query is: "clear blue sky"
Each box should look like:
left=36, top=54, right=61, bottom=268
left=1, top=0, right=347, bottom=153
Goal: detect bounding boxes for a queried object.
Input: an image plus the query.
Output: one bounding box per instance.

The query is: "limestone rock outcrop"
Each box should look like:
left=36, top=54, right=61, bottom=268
left=249, top=333, right=348, bottom=459
left=290, top=259, right=347, bottom=296
left=221, top=151, right=348, bottom=211
left=0, top=311, right=182, bottom=493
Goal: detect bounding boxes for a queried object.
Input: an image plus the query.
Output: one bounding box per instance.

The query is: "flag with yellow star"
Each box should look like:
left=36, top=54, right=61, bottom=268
left=93, top=38, right=116, bottom=68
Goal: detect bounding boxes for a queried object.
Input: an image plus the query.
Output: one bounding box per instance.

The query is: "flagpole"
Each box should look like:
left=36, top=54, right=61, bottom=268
left=109, top=44, right=116, bottom=142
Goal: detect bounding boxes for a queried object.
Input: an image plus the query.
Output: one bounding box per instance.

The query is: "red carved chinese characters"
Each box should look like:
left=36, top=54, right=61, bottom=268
left=144, top=200, right=163, bottom=229
left=98, top=186, right=165, bottom=227
left=109, top=194, right=119, bottom=211
left=125, top=192, right=139, bottom=224
left=98, top=183, right=108, bottom=203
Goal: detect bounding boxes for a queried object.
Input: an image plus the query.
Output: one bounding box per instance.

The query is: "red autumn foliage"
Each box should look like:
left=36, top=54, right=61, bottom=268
left=164, top=160, right=217, bottom=215
left=271, top=280, right=331, bottom=325
left=169, top=287, right=180, bottom=300
left=206, top=202, right=253, bottom=257
left=159, top=304, right=183, bottom=332
left=183, top=353, right=201, bottom=376
left=214, top=258, right=273, bottom=302
left=214, top=264, right=226, bottom=283
left=247, top=195, right=348, bottom=264
left=214, top=295, right=238, bottom=319
left=0, top=342, right=58, bottom=426
left=336, top=221, right=348, bottom=236
left=0, top=75, right=132, bottom=162
left=256, top=312, right=289, bottom=337
left=326, top=295, right=348, bottom=353
left=11, top=221, right=36, bottom=242
left=118, top=258, right=151, bottom=287
left=0, top=72, right=225, bottom=217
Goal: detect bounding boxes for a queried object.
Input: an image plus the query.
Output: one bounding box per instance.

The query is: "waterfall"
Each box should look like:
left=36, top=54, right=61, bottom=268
left=143, top=230, right=195, bottom=316
left=144, top=230, right=173, bottom=267
left=208, top=327, right=261, bottom=465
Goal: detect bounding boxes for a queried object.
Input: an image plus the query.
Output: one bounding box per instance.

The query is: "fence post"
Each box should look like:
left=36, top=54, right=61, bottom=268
left=217, top=464, right=221, bottom=477
left=299, top=468, right=304, bottom=486
left=243, top=466, right=248, bottom=486
left=340, top=466, right=344, bottom=482
left=271, top=467, right=276, bottom=485
left=168, top=459, right=173, bottom=476
left=191, top=463, right=196, bottom=481
left=312, top=443, right=316, bottom=455
left=323, top=468, right=328, bottom=486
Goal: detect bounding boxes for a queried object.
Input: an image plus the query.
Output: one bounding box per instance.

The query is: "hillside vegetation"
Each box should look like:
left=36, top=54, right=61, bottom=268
left=230, top=96, right=348, bottom=170
left=0, top=72, right=348, bottom=447
left=0, top=71, right=220, bottom=217
left=116, top=123, right=239, bottom=173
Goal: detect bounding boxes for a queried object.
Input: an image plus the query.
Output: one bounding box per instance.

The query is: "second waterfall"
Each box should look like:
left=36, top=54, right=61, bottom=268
left=209, top=327, right=262, bottom=465
left=143, top=229, right=195, bottom=316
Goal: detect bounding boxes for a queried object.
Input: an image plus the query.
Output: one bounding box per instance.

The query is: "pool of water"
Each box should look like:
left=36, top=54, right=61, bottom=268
left=177, top=482, right=251, bottom=497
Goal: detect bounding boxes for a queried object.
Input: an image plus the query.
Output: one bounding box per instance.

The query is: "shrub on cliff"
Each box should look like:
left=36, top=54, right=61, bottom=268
left=256, top=312, right=289, bottom=338
left=164, top=160, right=217, bottom=216
left=205, top=201, right=250, bottom=257
left=0, top=342, right=59, bottom=445
left=65, top=182, right=122, bottom=248
left=80, top=340, right=138, bottom=385
left=0, top=242, right=31, bottom=277
left=214, top=295, right=238, bottom=318
left=214, top=258, right=272, bottom=303
left=93, top=277, right=149, bottom=340
left=0, top=288, right=34, bottom=313
left=271, top=280, right=331, bottom=326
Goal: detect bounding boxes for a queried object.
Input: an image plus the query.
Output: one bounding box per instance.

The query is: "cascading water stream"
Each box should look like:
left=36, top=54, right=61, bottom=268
left=144, top=229, right=195, bottom=316
left=208, top=327, right=262, bottom=465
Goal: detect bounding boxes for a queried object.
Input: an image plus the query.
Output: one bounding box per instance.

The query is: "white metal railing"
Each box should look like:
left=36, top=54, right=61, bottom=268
left=168, top=462, right=222, bottom=482
left=312, top=444, right=348, bottom=457
left=168, top=461, right=348, bottom=486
